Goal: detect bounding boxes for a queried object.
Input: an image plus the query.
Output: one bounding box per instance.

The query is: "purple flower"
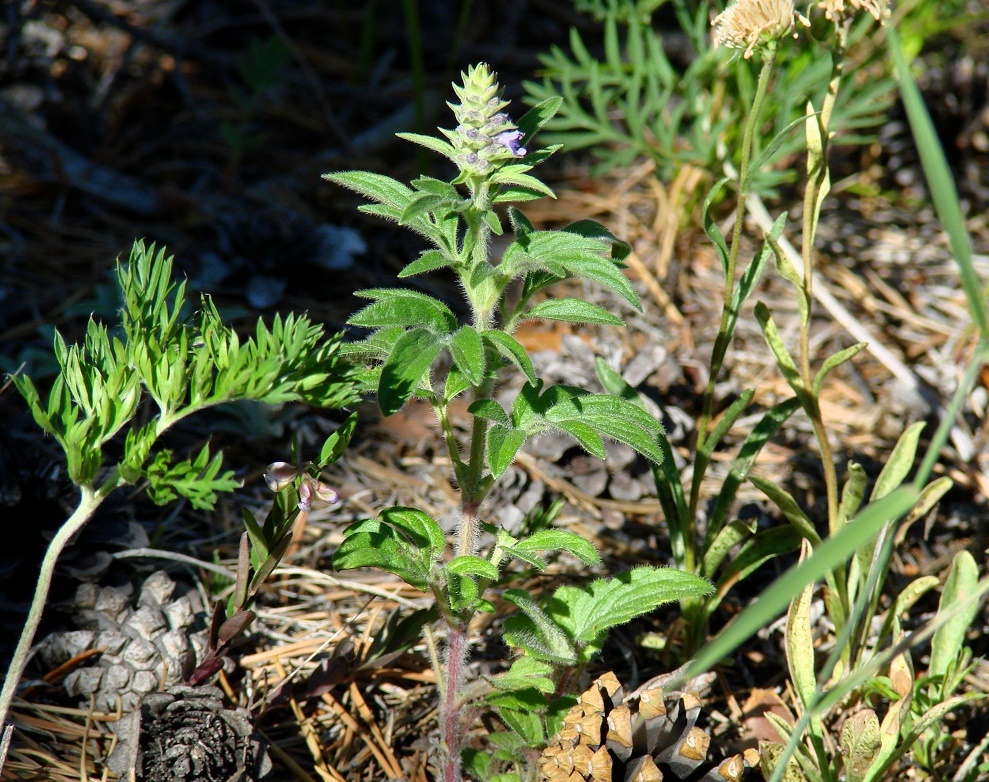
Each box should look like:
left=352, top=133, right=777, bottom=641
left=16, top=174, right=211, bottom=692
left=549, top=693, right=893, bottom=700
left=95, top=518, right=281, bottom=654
left=494, top=130, right=527, bottom=157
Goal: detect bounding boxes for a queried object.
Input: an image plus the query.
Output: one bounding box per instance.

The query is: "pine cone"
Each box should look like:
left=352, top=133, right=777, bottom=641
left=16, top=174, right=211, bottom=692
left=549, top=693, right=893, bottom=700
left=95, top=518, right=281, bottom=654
left=39, top=570, right=207, bottom=713
left=539, top=672, right=758, bottom=782
left=106, top=684, right=272, bottom=781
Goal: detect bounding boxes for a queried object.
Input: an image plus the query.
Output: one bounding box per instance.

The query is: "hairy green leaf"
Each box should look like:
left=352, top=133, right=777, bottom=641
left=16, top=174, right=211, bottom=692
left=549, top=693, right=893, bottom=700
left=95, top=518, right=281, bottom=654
left=526, top=299, right=624, bottom=326
left=483, top=330, right=536, bottom=385
left=515, top=529, right=601, bottom=567
left=503, top=589, right=578, bottom=665
left=549, top=566, right=712, bottom=645
left=349, top=289, right=456, bottom=333
left=378, top=328, right=444, bottom=416
left=332, top=518, right=434, bottom=590
left=449, top=326, right=486, bottom=386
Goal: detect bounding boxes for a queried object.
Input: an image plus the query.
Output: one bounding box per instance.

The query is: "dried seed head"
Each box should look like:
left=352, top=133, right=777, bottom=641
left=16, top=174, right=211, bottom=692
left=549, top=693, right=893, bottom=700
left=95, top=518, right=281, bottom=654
left=711, top=0, right=810, bottom=59
left=818, top=0, right=890, bottom=23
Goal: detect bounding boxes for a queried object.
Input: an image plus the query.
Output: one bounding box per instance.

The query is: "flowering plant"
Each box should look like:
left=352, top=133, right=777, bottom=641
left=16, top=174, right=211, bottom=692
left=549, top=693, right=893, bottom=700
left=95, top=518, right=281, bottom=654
left=325, top=63, right=711, bottom=782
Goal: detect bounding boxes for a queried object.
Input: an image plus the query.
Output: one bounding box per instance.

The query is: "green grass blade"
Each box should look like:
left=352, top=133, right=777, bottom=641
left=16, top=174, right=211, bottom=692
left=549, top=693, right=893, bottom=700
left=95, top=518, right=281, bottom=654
left=887, top=25, right=987, bottom=338
left=671, top=486, right=918, bottom=690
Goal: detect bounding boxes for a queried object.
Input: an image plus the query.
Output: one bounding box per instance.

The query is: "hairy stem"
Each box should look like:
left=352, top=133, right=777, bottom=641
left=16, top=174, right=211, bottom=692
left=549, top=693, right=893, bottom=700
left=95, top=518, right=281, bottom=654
left=441, top=623, right=470, bottom=782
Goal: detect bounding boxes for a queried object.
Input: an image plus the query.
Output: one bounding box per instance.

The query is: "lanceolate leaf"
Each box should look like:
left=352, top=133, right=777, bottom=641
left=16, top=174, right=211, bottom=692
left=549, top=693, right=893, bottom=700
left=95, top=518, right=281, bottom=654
left=749, top=474, right=821, bottom=545
left=349, top=289, right=456, bottom=333
left=526, top=299, right=624, bottom=326
left=514, top=529, right=600, bottom=566
left=319, top=412, right=358, bottom=466
left=705, top=396, right=802, bottom=550
left=871, top=421, right=924, bottom=501
left=812, top=342, right=868, bottom=396
left=323, top=171, right=413, bottom=213
left=516, top=96, right=564, bottom=138
left=702, top=178, right=731, bottom=276
left=503, top=589, right=578, bottom=665
left=755, top=302, right=806, bottom=398
left=929, top=549, right=979, bottom=683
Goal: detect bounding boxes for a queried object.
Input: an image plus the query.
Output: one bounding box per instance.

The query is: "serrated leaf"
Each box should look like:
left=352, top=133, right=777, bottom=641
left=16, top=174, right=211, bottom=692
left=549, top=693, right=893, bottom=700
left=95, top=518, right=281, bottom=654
left=491, top=169, right=556, bottom=199
left=448, top=571, right=479, bottom=611
left=497, top=707, right=544, bottom=745
left=514, top=529, right=600, bottom=567
left=349, top=288, right=456, bottom=333
left=526, top=299, right=624, bottom=326
left=449, top=326, right=486, bottom=386
left=538, top=387, right=666, bottom=465
left=378, top=328, right=444, bottom=416
left=563, top=220, right=631, bottom=263
left=468, top=398, right=510, bottom=426
left=323, top=171, right=413, bottom=212
left=492, top=186, right=550, bottom=204
left=516, top=96, right=563, bottom=137
left=400, top=191, right=452, bottom=225
left=332, top=518, right=432, bottom=590
left=395, top=131, right=457, bottom=159
left=549, top=566, right=712, bottom=645
left=487, top=657, right=556, bottom=695
left=555, top=419, right=606, bottom=458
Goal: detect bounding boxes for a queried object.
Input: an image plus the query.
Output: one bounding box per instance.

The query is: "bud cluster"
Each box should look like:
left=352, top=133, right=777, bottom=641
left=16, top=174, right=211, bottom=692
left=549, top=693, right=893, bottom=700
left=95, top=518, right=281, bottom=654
left=443, top=63, right=527, bottom=177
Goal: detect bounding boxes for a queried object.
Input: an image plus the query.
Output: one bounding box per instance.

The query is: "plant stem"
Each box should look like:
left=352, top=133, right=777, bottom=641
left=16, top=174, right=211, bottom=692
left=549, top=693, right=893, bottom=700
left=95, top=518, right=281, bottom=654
left=441, top=621, right=469, bottom=782
left=0, top=475, right=121, bottom=736
left=799, top=30, right=847, bottom=537
left=687, top=47, right=778, bottom=574
left=435, top=179, right=501, bottom=782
